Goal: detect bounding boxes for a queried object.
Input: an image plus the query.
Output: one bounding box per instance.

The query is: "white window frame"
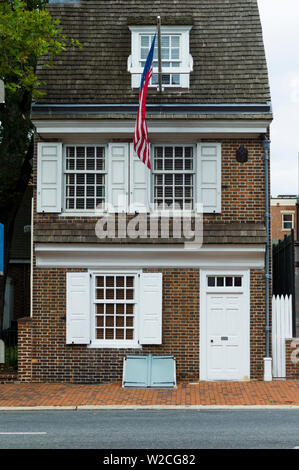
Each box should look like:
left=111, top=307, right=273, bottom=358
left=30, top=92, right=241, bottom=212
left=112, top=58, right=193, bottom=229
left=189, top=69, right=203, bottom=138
left=151, top=144, right=196, bottom=212
left=89, top=270, right=142, bottom=349
left=128, top=26, right=193, bottom=89
left=281, top=211, right=294, bottom=231
left=58, top=141, right=221, bottom=216
left=63, top=144, right=107, bottom=216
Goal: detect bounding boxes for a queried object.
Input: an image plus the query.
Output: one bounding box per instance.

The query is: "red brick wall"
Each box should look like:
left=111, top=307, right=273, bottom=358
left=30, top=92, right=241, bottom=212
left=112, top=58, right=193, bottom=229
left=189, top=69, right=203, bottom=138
left=18, top=135, right=269, bottom=383
left=286, top=339, right=299, bottom=379
left=250, top=270, right=267, bottom=379
left=16, top=263, right=267, bottom=383
left=17, top=317, right=32, bottom=382
left=33, top=137, right=266, bottom=227
left=27, top=266, right=200, bottom=383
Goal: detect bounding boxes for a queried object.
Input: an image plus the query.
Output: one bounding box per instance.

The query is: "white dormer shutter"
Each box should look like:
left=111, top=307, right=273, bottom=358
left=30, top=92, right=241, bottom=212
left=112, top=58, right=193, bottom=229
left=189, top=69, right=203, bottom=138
left=37, top=142, right=62, bottom=213
left=108, top=143, right=129, bottom=212
left=66, top=272, right=90, bottom=344
left=139, top=273, right=162, bottom=345
left=197, top=142, right=221, bottom=213
left=129, top=143, right=150, bottom=213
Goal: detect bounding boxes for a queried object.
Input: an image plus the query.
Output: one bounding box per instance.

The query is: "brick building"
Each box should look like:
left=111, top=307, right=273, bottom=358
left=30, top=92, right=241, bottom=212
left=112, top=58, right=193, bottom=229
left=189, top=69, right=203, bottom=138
left=19, top=0, right=274, bottom=383
left=271, top=195, right=298, bottom=243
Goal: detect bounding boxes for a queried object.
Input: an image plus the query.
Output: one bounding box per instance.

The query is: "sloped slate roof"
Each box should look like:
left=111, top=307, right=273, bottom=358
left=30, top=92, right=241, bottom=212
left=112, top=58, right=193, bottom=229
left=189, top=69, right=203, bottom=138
left=33, top=222, right=266, bottom=245
left=36, top=0, right=271, bottom=105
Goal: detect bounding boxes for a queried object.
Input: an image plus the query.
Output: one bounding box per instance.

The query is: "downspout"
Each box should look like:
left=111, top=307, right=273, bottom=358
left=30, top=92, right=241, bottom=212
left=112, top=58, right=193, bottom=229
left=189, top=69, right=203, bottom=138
left=263, top=135, right=272, bottom=380
left=30, top=196, right=33, bottom=319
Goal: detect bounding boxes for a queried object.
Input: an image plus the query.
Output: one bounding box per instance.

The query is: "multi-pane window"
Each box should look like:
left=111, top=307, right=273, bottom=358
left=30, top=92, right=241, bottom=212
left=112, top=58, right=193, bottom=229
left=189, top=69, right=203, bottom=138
left=282, top=213, right=294, bottom=230
left=207, top=276, right=242, bottom=288
left=153, top=145, right=194, bottom=210
left=94, top=274, right=136, bottom=342
left=140, top=34, right=181, bottom=86
left=65, top=145, right=106, bottom=210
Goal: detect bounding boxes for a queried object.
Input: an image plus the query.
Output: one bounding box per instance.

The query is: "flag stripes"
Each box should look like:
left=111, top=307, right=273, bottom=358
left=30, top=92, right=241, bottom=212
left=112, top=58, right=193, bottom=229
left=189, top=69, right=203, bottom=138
left=134, top=34, right=156, bottom=170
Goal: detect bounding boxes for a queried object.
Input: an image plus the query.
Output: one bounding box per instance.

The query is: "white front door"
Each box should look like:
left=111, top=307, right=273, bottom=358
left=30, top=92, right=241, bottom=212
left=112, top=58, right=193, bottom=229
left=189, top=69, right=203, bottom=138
left=200, top=271, right=250, bottom=381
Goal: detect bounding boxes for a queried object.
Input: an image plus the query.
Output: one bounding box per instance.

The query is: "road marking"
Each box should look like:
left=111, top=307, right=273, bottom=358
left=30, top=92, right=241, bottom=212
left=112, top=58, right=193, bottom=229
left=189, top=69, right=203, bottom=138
left=0, top=432, right=47, bottom=435
left=294, top=446, right=299, bottom=449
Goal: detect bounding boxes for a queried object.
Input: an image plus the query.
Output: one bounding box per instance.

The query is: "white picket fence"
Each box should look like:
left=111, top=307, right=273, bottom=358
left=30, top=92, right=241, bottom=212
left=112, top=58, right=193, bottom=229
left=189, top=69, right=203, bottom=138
left=272, top=295, right=293, bottom=378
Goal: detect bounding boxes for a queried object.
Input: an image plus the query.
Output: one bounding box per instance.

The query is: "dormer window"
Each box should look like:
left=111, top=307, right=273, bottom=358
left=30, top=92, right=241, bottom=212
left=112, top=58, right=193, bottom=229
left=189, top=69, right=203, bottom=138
left=128, top=26, right=193, bottom=89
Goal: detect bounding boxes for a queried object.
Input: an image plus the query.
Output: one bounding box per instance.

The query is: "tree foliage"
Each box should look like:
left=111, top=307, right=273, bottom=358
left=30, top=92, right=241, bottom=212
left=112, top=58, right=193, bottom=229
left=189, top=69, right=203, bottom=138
left=0, top=0, right=81, bottom=329
left=0, top=0, right=80, bottom=98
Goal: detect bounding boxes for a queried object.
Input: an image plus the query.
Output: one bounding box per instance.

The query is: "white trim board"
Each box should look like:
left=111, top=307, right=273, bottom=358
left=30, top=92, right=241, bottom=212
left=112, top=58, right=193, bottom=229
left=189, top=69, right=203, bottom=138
left=33, top=120, right=269, bottom=137
left=35, top=244, right=265, bottom=269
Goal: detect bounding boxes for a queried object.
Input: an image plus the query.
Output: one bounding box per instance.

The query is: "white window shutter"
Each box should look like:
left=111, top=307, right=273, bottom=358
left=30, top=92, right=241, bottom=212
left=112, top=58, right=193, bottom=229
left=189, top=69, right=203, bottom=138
left=66, top=273, right=90, bottom=345
left=107, top=143, right=129, bottom=212
left=37, top=142, right=62, bottom=213
left=197, top=143, right=221, bottom=213
left=129, top=143, right=150, bottom=213
left=139, top=273, right=162, bottom=345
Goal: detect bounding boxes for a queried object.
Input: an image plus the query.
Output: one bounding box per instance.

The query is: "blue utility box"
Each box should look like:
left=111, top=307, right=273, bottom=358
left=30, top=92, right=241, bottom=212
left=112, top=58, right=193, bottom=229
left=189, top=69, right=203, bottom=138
left=122, top=354, right=176, bottom=388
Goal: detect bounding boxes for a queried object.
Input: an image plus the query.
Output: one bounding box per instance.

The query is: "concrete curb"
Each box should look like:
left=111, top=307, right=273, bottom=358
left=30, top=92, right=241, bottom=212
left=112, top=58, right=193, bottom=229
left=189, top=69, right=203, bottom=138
left=0, top=405, right=298, bottom=411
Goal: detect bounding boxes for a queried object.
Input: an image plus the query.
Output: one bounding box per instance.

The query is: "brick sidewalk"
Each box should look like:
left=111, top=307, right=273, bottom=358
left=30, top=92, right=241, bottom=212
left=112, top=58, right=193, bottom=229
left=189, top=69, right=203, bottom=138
left=0, top=381, right=298, bottom=407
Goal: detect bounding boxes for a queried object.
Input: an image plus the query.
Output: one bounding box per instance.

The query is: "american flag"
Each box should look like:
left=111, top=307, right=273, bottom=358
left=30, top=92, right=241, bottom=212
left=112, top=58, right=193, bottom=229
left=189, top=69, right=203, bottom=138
left=134, top=34, right=156, bottom=170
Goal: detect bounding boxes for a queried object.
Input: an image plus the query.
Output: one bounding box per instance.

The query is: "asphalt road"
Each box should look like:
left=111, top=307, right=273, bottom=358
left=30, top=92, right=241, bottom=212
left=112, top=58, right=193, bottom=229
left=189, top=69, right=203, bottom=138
left=0, top=409, right=298, bottom=449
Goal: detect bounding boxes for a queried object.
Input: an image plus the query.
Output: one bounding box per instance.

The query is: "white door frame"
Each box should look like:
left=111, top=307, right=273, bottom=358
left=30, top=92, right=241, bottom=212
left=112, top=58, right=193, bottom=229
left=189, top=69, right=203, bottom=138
left=199, top=269, right=250, bottom=381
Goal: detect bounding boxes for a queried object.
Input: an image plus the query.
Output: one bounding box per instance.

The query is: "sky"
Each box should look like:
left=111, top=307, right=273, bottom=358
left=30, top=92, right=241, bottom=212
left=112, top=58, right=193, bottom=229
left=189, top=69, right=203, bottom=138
left=257, top=0, right=299, bottom=197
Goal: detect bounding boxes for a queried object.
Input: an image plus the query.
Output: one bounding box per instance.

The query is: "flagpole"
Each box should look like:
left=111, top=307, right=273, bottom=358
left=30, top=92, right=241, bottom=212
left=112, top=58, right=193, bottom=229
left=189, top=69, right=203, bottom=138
left=157, top=16, right=162, bottom=93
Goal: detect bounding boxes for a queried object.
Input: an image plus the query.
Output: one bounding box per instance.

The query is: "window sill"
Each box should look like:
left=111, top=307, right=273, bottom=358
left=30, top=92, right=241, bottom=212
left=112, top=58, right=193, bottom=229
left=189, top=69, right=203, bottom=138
left=60, top=211, right=106, bottom=218
left=88, top=341, right=142, bottom=349
left=58, top=210, right=218, bottom=218
left=131, top=87, right=190, bottom=93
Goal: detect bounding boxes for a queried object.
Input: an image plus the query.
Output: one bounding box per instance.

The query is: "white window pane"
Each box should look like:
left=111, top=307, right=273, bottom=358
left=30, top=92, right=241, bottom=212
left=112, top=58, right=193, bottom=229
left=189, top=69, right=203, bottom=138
left=136, top=31, right=188, bottom=88
left=171, top=48, right=180, bottom=59
left=171, top=36, right=180, bottom=47
left=65, top=145, right=105, bottom=211
left=161, top=48, right=169, bottom=60
left=141, top=48, right=148, bottom=60
left=153, top=146, right=194, bottom=210
left=141, top=35, right=149, bottom=47
left=172, top=74, right=180, bottom=85
left=94, top=274, right=136, bottom=342
left=152, top=73, right=159, bottom=85
left=161, top=36, right=169, bottom=47
left=162, top=74, right=170, bottom=84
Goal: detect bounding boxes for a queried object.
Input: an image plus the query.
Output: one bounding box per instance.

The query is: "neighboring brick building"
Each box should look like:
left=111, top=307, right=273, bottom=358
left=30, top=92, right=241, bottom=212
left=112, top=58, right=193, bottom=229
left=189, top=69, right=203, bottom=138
left=19, top=0, right=273, bottom=383
left=271, top=195, right=298, bottom=243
